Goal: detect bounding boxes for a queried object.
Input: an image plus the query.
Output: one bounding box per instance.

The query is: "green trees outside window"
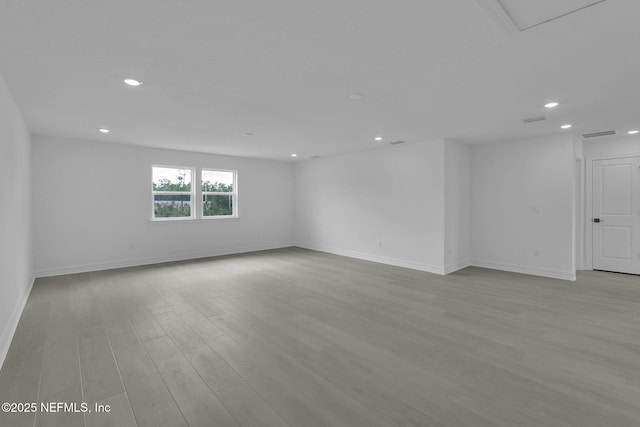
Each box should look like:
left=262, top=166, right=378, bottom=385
left=201, top=170, right=235, bottom=217
left=152, top=167, right=193, bottom=218
left=152, top=166, right=236, bottom=219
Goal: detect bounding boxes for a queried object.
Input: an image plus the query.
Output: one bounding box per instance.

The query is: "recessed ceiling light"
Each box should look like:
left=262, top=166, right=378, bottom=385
left=291, top=154, right=297, bottom=157
left=123, top=78, right=142, bottom=87
left=561, top=124, right=572, bottom=129
left=627, top=130, right=639, bottom=135
left=374, top=136, right=383, bottom=141
left=545, top=102, right=559, bottom=108
left=349, top=93, right=364, bottom=100
left=98, top=128, right=110, bottom=133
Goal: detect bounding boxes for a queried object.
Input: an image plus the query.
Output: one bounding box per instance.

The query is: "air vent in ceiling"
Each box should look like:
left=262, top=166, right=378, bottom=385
left=390, top=140, right=405, bottom=145
left=310, top=155, right=320, bottom=159
left=582, top=130, right=617, bottom=139
left=522, top=116, right=546, bottom=123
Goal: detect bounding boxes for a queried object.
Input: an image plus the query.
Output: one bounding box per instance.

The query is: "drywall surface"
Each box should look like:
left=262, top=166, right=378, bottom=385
left=295, top=140, right=446, bottom=273
left=32, top=136, right=295, bottom=276
left=574, top=136, right=585, bottom=270
left=584, top=134, right=640, bottom=159
left=0, top=75, right=33, bottom=368
left=444, top=139, right=471, bottom=273
left=470, top=134, right=576, bottom=280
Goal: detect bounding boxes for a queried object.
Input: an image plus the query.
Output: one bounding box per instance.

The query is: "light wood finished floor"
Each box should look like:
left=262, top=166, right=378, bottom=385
left=1, top=248, right=639, bottom=427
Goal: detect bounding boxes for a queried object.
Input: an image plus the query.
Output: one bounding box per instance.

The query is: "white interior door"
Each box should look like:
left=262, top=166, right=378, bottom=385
left=592, top=157, right=640, bottom=274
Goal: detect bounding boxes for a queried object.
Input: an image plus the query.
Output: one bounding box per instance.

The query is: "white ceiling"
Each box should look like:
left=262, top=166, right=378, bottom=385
left=498, top=0, right=607, bottom=31
left=0, top=0, right=638, bottom=160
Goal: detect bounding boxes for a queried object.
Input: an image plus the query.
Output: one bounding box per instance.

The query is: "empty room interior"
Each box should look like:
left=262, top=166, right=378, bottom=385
left=2, top=1, right=640, bottom=426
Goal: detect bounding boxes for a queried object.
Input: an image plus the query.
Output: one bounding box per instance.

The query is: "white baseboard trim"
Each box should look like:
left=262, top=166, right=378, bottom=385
left=471, top=259, right=576, bottom=281
left=296, top=243, right=446, bottom=275
left=444, top=260, right=472, bottom=275
left=295, top=247, right=573, bottom=280
left=0, top=275, right=35, bottom=371
left=34, top=242, right=295, bottom=278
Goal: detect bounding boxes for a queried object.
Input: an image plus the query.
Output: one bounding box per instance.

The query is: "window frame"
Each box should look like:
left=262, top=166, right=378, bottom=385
left=151, top=165, right=196, bottom=221
left=200, top=168, right=238, bottom=219
left=150, top=165, right=238, bottom=221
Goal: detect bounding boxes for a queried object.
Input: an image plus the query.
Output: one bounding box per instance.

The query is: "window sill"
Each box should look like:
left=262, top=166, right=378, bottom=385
left=201, top=215, right=239, bottom=220
left=150, top=217, right=196, bottom=222
left=149, top=216, right=238, bottom=222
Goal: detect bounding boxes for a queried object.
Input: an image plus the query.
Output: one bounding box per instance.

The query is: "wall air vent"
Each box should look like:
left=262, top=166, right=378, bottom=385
left=390, top=140, right=405, bottom=145
left=581, top=130, right=616, bottom=138
left=522, top=116, right=546, bottom=123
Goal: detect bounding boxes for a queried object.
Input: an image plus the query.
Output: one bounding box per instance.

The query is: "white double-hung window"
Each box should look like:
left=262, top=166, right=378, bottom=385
left=151, top=165, right=237, bottom=220
left=201, top=169, right=236, bottom=218
left=152, top=166, right=195, bottom=220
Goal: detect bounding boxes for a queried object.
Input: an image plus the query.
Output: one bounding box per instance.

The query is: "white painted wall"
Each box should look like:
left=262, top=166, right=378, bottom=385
left=573, top=137, right=585, bottom=270
left=0, top=75, right=33, bottom=368
left=31, top=131, right=585, bottom=284
left=294, top=140, right=446, bottom=273
left=584, top=134, right=640, bottom=159
left=444, top=139, right=471, bottom=273
left=32, top=136, right=295, bottom=276
left=470, top=134, right=577, bottom=280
